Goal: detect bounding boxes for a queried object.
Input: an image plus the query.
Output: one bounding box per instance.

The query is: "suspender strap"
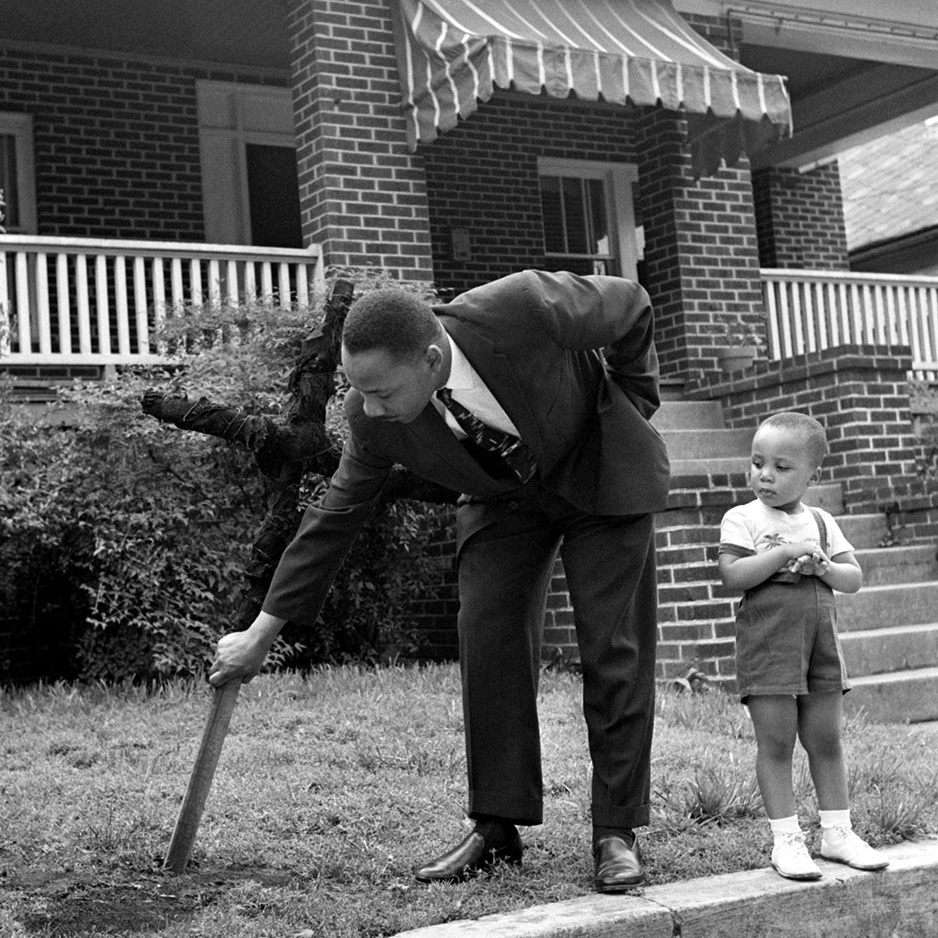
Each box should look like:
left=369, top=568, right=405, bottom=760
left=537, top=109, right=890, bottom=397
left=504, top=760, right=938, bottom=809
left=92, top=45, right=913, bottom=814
left=807, top=506, right=828, bottom=555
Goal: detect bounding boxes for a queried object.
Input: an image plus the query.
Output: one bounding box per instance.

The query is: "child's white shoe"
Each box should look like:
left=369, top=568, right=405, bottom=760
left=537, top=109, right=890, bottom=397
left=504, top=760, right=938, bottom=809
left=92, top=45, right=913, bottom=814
left=820, top=827, right=889, bottom=871
left=771, top=832, right=822, bottom=880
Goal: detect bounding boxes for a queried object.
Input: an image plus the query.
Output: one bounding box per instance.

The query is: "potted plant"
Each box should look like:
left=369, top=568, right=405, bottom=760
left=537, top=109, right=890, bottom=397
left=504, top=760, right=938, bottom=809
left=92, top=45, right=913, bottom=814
left=710, top=320, right=763, bottom=375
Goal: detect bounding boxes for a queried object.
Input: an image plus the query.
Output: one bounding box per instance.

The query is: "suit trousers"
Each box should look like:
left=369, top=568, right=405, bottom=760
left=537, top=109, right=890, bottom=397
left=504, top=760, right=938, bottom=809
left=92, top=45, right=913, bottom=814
left=455, top=484, right=658, bottom=829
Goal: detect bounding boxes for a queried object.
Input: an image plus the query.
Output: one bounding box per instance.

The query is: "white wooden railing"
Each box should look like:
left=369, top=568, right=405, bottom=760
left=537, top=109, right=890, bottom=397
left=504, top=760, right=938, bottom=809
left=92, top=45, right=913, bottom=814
left=4, top=246, right=938, bottom=376
left=761, top=268, right=938, bottom=378
left=0, top=235, right=325, bottom=365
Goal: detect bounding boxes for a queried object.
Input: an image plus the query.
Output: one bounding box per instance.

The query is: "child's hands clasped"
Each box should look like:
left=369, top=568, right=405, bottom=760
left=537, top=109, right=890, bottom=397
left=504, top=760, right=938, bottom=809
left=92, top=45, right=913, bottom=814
left=790, top=547, right=831, bottom=577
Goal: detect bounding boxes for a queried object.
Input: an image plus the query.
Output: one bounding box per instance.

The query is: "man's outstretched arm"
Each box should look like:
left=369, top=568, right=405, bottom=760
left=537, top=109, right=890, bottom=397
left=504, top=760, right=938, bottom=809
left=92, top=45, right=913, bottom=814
left=209, top=422, right=393, bottom=685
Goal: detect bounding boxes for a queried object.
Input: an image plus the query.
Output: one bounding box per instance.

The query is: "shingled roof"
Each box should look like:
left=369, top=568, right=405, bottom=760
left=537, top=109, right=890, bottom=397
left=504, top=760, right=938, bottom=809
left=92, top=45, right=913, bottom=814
left=839, top=118, right=938, bottom=254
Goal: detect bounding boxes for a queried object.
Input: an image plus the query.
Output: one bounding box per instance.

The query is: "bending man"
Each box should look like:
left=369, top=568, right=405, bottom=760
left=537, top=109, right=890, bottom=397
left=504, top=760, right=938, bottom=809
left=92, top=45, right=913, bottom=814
left=210, top=270, right=670, bottom=892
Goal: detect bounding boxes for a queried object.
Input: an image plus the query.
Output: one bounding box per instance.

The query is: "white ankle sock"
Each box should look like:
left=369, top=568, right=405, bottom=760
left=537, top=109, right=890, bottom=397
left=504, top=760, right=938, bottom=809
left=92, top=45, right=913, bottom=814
left=769, top=815, right=801, bottom=839
left=819, top=809, right=851, bottom=831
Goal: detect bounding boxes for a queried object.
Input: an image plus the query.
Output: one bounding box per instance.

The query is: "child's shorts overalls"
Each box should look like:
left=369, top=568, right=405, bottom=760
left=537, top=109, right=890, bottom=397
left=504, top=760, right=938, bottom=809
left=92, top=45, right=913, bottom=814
left=734, top=508, right=851, bottom=703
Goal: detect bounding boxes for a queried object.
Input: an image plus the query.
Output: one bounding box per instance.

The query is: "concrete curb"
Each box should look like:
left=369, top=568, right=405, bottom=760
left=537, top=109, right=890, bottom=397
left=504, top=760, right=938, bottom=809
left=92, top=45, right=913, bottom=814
left=395, top=838, right=938, bottom=937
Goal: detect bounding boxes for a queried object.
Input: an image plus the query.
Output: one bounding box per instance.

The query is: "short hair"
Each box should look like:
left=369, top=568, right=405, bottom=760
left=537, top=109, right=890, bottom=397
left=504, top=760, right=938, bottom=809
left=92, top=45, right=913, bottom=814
left=760, top=411, right=830, bottom=467
left=342, top=288, right=439, bottom=362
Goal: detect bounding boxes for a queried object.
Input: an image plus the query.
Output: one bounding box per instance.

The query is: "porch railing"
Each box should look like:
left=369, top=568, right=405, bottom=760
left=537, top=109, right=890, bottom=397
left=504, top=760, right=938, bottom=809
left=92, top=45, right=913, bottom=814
left=4, top=245, right=938, bottom=376
left=0, top=235, right=325, bottom=365
left=761, top=268, right=938, bottom=378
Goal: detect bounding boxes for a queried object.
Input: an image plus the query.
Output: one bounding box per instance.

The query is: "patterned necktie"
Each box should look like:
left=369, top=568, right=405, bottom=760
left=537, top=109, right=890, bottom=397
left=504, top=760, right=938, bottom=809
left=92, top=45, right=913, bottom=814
left=436, top=387, right=537, bottom=484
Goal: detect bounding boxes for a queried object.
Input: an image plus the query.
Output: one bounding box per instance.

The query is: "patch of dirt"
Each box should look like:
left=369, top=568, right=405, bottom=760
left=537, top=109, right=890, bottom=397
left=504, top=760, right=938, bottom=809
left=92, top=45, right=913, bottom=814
left=2, top=862, right=292, bottom=936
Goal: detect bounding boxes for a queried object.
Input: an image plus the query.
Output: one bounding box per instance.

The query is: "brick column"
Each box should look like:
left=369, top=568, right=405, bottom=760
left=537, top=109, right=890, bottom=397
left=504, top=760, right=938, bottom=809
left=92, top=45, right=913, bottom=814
left=635, top=109, right=766, bottom=383
left=635, top=11, right=769, bottom=383
left=711, top=346, right=922, bottom=515
left=285, top=0, right=434, bottom=280
left=752, top=163, right=851, bottom=270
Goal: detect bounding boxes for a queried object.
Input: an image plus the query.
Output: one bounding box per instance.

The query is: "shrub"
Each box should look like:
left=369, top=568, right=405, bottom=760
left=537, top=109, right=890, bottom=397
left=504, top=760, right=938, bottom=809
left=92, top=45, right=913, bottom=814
left=0, top=269, right=448, bottom=682
left=0, top=389, right=261, bottom=682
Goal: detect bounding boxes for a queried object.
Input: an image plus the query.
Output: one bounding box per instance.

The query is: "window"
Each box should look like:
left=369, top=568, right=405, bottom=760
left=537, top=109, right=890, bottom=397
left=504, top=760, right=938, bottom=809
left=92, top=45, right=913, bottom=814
left=197, top=82, right=302, bottom=248
left=538, top=159, right=639, bottom=280
left=0, top=113, right=37, bottom=234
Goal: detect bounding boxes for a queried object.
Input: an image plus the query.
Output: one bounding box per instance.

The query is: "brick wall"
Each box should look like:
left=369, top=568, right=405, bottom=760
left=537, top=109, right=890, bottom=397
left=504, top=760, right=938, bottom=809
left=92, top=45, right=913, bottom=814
left=655, top=478, right=750, bottom=684
left=285, top=0, right=434, bottom=280
left=0, top=44, right=286, bottom=239
left=633, top=109, right=766, bottom=384
left=682, top=11, right=741, bottom=52
left=752, top=164, right=851, bottom=270
left=697, top=345, right=921, bottom=515
left=408, top=509, right=459, bottom=661
left=420, top=93, right=636, bottom=298
left=631, top=12, right=767, bottom=384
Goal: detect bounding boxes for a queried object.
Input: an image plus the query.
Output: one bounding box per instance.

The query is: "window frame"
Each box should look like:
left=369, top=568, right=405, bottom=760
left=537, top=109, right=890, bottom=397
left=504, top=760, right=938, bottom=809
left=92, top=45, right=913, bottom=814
left=0, top=112, right=38, bottom=234
left=196, top=81, right=300, bottom=246
left=537, top=158, right=639, bottom=280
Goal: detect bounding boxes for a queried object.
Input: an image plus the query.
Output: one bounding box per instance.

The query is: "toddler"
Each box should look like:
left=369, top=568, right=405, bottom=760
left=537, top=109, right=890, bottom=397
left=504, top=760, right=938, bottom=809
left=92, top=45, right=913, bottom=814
left=718, top=411, right=889, bottom=880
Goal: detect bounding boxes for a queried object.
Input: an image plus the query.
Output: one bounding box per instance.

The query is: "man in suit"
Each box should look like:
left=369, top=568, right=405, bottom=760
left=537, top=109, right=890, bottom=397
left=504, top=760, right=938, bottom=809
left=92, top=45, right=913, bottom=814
left=209, top=269, right=670, bottom=891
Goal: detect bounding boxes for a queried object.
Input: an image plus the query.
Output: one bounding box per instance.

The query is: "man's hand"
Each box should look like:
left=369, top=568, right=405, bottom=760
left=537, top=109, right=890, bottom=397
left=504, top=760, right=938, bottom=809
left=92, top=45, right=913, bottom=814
left=209, top=612, right=285, bottom=686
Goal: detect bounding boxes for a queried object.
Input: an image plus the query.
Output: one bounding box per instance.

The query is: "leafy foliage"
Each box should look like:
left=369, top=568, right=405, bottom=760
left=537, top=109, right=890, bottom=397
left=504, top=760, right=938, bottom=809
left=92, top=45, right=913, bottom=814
left=1, top=383, right=262, bottom=681
left=0, top=269, right=449, bottom=682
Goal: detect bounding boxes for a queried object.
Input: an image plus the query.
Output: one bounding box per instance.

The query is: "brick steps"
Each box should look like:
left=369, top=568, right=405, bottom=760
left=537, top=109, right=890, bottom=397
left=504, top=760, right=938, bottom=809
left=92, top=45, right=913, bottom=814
left=659, top=428, right=755, bottom=459
left=840, top=623, right=938, bottom=674
left=655, top=400, right=751, bottom=476
left=854, top=545, right=938, bottom=585
left=669, top=456, right=747, bottom=476
left=658, top=398, right=938, bottom=723
left=801, top=483, right=845, bottom=515
left=847, top=667, right=938, bottom=724
left=837, top=582, right=938, bottom=631
left=651, top=398, right=725, bottom=430
left=835, top=512, right=887, bottom=547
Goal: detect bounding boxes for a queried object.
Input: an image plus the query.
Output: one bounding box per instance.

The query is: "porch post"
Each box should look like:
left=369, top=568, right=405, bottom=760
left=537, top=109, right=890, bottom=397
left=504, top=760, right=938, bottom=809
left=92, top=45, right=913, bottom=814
left=634, top=109, right=766, bottom=383
left=752, top=164, right=851, bottom=271
left=634, top=11, right=777, bottom=383
left=284, top=0, right=434, bottom=282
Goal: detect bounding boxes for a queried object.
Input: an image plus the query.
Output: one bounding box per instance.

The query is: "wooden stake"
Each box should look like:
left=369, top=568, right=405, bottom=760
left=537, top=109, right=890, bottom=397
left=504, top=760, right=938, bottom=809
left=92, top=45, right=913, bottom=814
left=163, top=679, right=242, bottom=873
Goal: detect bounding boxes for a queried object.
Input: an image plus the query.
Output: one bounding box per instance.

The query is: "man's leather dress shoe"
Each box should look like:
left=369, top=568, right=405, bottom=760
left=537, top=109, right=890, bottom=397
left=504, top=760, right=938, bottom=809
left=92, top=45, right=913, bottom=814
left=415, top=826, right=523, bottom=883
left=593, top=833, right=646, bottom=892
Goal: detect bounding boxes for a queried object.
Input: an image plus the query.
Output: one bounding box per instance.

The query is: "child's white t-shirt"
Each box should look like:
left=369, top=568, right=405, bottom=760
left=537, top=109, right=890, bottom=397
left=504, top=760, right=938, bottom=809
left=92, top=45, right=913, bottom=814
left=719, top=500, right=853, bottom=576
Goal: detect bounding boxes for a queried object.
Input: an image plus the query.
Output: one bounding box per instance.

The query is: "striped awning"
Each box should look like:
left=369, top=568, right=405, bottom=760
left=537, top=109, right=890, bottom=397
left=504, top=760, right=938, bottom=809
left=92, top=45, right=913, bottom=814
left=390, top=0, right=793, bottom=177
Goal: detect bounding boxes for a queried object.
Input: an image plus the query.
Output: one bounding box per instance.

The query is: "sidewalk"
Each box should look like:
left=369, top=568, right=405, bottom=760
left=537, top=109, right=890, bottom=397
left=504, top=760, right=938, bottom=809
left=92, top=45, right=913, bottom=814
left=395, top=837, right=938, bottom=937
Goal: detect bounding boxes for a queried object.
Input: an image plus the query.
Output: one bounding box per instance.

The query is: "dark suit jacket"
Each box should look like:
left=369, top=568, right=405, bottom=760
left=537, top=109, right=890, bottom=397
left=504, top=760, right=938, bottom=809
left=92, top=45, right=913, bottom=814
left=264, top=270, right=670, bottom=625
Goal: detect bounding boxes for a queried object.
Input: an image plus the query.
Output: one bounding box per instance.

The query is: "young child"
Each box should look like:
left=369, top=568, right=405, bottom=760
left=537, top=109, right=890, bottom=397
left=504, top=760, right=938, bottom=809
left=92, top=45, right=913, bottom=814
left=718, top=411, right=889, bottom=881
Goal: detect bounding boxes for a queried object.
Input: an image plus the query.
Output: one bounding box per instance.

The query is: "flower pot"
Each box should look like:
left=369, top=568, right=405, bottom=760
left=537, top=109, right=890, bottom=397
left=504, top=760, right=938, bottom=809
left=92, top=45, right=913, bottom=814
left=717, top=346, right=756, bottom=375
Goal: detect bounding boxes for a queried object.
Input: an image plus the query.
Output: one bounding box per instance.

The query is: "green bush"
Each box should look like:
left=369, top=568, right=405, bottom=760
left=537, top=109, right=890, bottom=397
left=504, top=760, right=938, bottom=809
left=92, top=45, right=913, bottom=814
left=0, top=270, right=448, bottom=682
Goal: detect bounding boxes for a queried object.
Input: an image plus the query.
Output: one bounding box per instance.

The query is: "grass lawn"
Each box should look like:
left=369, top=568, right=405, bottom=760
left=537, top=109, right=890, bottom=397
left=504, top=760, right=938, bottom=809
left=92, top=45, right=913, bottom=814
left=1, top=665, right=936, bottom=937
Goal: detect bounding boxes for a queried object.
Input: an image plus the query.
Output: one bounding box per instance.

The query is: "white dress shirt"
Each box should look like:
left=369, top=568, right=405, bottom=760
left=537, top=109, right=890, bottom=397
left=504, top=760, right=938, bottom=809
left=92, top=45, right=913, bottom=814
left=432, top=330, right=521, bottom=439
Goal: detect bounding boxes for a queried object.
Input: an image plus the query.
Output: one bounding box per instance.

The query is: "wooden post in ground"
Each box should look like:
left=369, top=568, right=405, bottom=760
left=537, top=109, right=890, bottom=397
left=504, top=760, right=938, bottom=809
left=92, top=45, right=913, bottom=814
left=163, top=679, right=242, bottom=873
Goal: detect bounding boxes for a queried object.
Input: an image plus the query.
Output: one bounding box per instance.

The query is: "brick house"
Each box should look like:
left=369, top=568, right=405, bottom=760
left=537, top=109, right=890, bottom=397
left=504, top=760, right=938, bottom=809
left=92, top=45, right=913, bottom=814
left=2, top=1, right=938, bottom=699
